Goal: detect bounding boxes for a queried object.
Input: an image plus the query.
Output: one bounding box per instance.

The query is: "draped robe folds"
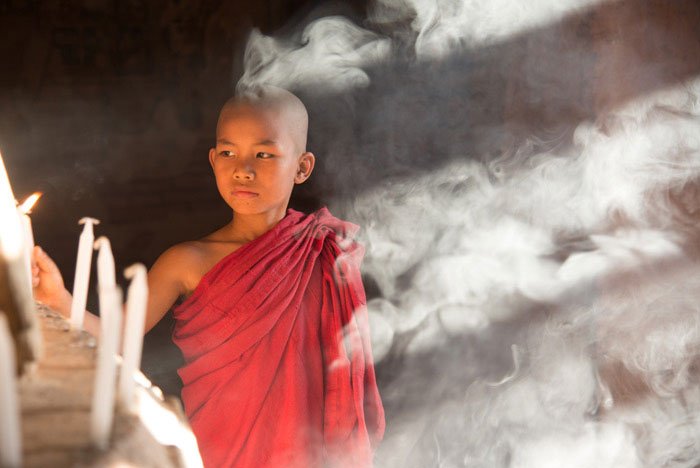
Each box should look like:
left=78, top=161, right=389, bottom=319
left=172, top=208, right=385, bottom=468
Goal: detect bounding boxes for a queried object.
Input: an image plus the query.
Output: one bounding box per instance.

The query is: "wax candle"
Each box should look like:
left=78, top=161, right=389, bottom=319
left=0, top=153, right=22, bottom=261
left=19, top=212, right=33, bottom=292
left=94, top=237, right=116, bottom=289
left=0, top=315, right=21, bottom=467
left=18, top=192, right=41, bottom=296
left=90, top=285, right=123, bottom=450
left=0, top=150, right=40, bottom=371
left=90, top=235, right=122, bottom=449
left=69, top=218, right=100, bottom=329
left=119, top=263, right=148, bottom=412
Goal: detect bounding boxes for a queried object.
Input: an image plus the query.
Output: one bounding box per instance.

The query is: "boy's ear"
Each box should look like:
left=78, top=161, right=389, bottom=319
left=208, top=148, right=216, bottom=169
left=294, top=152, right=315, bottom=184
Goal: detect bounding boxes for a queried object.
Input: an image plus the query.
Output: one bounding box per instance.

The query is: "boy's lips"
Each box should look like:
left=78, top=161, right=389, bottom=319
left=231, top=189, right=259, bottom=198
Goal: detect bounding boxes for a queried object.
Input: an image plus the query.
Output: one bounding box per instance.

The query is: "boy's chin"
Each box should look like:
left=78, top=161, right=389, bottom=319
left=229, top=204, right=262, bottom=216
left=228, top=201, right=286, bottom=217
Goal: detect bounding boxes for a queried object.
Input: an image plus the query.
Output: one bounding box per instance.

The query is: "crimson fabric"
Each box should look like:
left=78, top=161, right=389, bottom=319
left=172, top=208, right=385, bottom=468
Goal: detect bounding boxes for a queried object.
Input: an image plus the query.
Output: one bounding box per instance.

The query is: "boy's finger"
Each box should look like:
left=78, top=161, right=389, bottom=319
left=34, top=246, right=59, bottom=273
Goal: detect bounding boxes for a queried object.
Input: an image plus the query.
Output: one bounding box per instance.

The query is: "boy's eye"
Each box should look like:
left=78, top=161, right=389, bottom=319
left=256, top=152, right=274, bottom=159
left=219, top=150, right=235, bottom=157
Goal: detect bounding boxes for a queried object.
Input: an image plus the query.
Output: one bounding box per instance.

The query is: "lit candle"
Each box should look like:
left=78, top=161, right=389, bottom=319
left=119, top=263, right=148, bottom=412
left=0, top=153, right=22, bottom=261
left=90, top=236, right=122, bottom=449
left=70, top=218, right=100, bottom=329
left=0, top=315, right=21, bottom=467
left=18, top=192, right=41, bottom=295
left=0, top=150, right=40, bottom=371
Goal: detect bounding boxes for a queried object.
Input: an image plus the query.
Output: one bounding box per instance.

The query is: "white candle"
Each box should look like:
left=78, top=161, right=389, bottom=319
left=0, top=151, right=40, bottom=369
left=90, top=235, right=122, bottom=449
left=21, top=214, right=33, bottom=245
left=70, top=218, right=100, bottom=329
left=119, top=263, right=148, bottom=412
left=17, top=193, right=40, bottom=296
left=90, top=285, right=123, bottom=450
left=0, top=152, right=23, bottom=262
left=94, top=237, right=116, bottom=290
left=0, top=315, right=21, bottom=467
left=20, top=212, right=32, bottom=296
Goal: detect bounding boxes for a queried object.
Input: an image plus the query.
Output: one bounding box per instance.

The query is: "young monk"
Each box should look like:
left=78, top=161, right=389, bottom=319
left=32, top=85, right=385, bottom=468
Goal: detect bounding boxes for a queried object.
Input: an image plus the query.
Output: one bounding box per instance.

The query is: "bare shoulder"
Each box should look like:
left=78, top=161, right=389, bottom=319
left=152, top=233, right=243, bottom=296
left=138, top=241, right=214, bottom=331
left=155, top=241, right=207, bottom=267
left=149, top=241, right=211, bottom=295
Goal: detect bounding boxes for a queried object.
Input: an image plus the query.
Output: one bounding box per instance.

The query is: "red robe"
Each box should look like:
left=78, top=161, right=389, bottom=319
left=172, top=208, right=385, bottom=468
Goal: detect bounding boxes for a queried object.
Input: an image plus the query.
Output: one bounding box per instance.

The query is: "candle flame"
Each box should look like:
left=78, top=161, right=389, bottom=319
left=18, top=192, right=42, bottom=214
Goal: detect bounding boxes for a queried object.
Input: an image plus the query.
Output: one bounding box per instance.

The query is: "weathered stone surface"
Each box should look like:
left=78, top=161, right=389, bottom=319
left=18, top=305, right=186, bottom=468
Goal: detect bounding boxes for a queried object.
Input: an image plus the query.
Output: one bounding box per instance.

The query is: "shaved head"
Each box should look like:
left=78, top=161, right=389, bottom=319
left=217, top=85, right=309, bottom=154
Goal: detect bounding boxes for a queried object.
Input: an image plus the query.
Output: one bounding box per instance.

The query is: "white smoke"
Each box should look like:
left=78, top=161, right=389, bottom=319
left=238, top=0, right=700, bottom=466
left=372, top=0, right=603, bottom=57
left=239, top=17, right=390, bottom=94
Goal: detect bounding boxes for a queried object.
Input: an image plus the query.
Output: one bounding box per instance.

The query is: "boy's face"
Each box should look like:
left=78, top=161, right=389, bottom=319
left=209, top=103, right=313, bottom=217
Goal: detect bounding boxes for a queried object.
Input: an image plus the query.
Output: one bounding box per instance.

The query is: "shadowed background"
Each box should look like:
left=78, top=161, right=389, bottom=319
left=0, top=0, right=367, bottom=396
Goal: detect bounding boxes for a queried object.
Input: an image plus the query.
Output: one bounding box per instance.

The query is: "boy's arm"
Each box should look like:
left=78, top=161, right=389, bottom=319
left=33, top=244, right=193, bottom=338
left=143, top=244, right=194, bottom=334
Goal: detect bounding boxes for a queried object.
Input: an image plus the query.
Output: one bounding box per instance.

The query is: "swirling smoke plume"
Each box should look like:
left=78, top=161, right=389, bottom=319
left=239, top=0, right=700, bottom=466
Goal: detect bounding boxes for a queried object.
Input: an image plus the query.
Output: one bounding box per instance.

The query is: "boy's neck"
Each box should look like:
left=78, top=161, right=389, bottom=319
left=228, top=207, right=288, bottom=243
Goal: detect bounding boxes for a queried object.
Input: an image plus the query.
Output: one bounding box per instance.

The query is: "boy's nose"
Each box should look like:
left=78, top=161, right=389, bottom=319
left=233, top=165, right=254, bottom=180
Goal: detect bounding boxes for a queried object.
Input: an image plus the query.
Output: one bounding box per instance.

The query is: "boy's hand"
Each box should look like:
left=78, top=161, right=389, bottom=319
left=32, top=246, right=72, bottom=318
